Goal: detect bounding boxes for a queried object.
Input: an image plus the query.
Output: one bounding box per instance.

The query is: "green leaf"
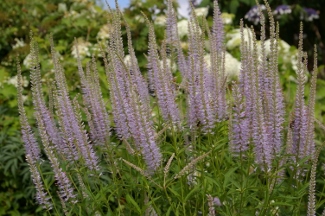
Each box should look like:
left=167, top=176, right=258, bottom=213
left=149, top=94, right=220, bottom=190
left=166, top=206, right=172, bottom=216
left=0, top=68, right=9, bottom=83
left=229, top=1, right=240, bottom=14
left=316, top=79, right=325, bottom=100
left=0, top=84, right=17, bottom=98
left=168, top=187, right=181, bottom=199
left=41, top=13, right=61, bottom=25
left=223, top=167, right=238, bottom=188
left=272, top=202, right=293, bottom=207
left=74, top=18, right=89, bottom=27
left=239, top=0, right=255, bottom=6
left=184, top=185, right=200, bottom=203
left=125, top=194, right=141, bottom=214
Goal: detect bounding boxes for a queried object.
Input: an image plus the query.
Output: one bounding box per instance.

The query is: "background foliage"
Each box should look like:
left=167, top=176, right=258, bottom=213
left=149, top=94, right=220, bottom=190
left=200, top=0, right=325, bottom=76
left=0, top=0, right=107, bottom=214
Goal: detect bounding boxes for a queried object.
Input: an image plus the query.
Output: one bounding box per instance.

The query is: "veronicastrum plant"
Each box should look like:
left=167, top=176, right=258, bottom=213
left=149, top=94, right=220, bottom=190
left=17, top=0, right=324, bottom=215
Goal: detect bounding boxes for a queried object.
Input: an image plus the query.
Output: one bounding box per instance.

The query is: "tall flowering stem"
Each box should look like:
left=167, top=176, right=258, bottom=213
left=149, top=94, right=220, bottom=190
left=147, top=17, right=180, bottom=125
left=17, top=63, right=41, bottom=163
left=17, top=58, right=52, bottom=210
left=210, top=0, right=227, bottom=121
left=289, top=33, right=317, bottom=179
left=37, top=114, right=77, bottom=204
left=28, top=35, right=65, bottom=159
left=186, top=9, right=215, bottom=132
left=75, top=44, right=110, bottom=145
left=231, top=1, right=286, bottom=170
left=229, top=83, right=249, bottom=155
left=165, top=0, right=178, bottom=45
left=50, top=36, right=99, bottom=171
left=103, top=9, right=162, bottom=173
left=263, top=0, right=285, bottom=156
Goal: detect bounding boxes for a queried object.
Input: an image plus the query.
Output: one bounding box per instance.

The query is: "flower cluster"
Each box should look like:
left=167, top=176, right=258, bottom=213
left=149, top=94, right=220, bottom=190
left=221, top=12, right=234, bottom=25
left=301, top=7, right=319, bottom=21
left=194, top=7, right=209, bottom=17
left=103, top=11, right=161, bottom=173
left=246, top=3, right=319, bottom=24
left=97, top=24, right=111, bottom=40
left=244, top=5, right=266, bottom=25
left=71, top=38, right=91, bottom=58
left=273, top=5, right=291, bottom=16
left=231, top=4, right=286, bottom=169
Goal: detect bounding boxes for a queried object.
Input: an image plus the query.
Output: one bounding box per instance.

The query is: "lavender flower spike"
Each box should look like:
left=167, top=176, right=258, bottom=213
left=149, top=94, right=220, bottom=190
left=17, top=59, right=51, bottom=209
left=75, top=42, right=110, bottom=144
left=26, top=155, right=52, bottom=210
left=211, top=0, right=224, bottom=52
left=105, top=10, right=162, bottom=172
left=28, top=36, right=64, bottom=157
left=229, top=83, right=249, bottom=155
left=147, top=18, right=180, bottom=125
left=17, top=60, right=41, bottom=162
left=37, top=115, right=77, bottom=204
left=166, top=0, right=178, bottom=45
left=50, top=37, right=99, bottom=171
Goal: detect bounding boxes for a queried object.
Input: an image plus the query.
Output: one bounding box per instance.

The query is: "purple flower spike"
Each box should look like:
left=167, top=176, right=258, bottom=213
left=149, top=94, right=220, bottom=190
left=244, top=5, right=266, bottom=25
left=230, top=83, right=250, bottom=155
left=273, top=5, right=291, bottom=16
left=301, top=8, right=319, bottom=21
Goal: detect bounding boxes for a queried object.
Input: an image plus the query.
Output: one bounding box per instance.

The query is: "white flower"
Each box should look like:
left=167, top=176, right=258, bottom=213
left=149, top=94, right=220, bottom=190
left=97, top=24, right=111, bottom=40
left=87, top=43, right=103, bottom=57
left=258, top=39, right=290, bottom=57
left=221, top=13, right=234, bottom=24
left=256, top=39, right=297, bottom=71
left=134, top=15, right=145, bottom=22
left=7, top=75, right=29, bottom=88
left=204, top=54, right=211, bottom=67
left=193, top=170, right=201, bottom=177
left=204, top=52, right=241, bottom=81
left=71, top=38, right=91, bottom=59
left=225, top=52, right=241, bottom=79
left=58, top=3, right=67, bottom=12
left=226, top=28, right=254, bottom=50
left=88, top=5, right=97, bottom=15
left=194, top=7, right=209, bottom=17
left=290, top=53, right=298, bottom=72
left=177, top=19, right=188, bottom=38
left=155, top=15, right=166, bottom=26
left=12, top=38, right=25, bottom=49
left=23, top=54, right=33, bottom=69
left=64, top=10, right=80, bottom=19
left=22, top=95, right=28, bottom=102
left=177, top=19, right=203, bottom=38
left=278, top=39, right=290, bottom=53
left=124, top=54, right=131, bottom=66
